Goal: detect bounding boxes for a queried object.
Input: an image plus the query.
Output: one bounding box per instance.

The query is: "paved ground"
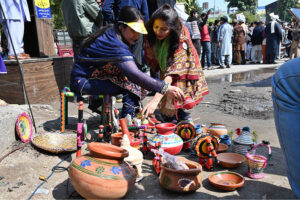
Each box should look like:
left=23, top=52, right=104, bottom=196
left=0, top=59, right=294, bottom=199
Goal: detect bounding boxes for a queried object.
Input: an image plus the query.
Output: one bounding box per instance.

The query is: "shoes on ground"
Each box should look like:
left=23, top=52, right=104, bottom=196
left=8, top=53, right=31, bottom=60
left=208, top=66, right=213, bottom=70
left=218, top=65, right=226, bottom=69
left=226, top=65, right=231, bottom=68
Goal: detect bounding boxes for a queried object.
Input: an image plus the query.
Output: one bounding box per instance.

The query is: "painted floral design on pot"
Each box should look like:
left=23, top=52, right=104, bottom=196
left=149, top=123, right=183, bottom=155
left=68, top=142, right=136, bottom=199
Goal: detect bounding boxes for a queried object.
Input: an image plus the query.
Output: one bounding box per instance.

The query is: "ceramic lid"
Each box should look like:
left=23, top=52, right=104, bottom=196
left=234, top=131, right=254, bottom=145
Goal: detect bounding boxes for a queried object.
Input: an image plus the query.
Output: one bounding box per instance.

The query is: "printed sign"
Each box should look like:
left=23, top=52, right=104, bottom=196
left=35, top=0, right=52, bottom=19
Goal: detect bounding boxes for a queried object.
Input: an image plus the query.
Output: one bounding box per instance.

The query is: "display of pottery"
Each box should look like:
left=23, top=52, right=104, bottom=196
left=121, top=134, right=144, bottom=182
left=149, top=123, right=183, bottom=155
left=68, top=142, right=136, bottom=199
left=159, top=157, right=202, bottom=192
left=207, top=123, right=228, bottom=138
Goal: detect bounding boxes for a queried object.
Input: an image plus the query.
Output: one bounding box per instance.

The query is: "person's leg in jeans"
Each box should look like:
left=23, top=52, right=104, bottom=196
left=206, top=41, right=212, bottom=68
left=201, top=41, right=207, bottom=69
left=272, top=57, right=300, bottom=198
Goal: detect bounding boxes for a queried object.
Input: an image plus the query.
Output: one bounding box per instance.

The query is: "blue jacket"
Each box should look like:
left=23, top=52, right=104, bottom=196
left=102, top=0, right=149, bottom=23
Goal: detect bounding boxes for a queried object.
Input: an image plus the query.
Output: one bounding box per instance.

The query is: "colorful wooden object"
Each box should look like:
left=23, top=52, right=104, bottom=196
left=16, top=112, right=33, bottom=143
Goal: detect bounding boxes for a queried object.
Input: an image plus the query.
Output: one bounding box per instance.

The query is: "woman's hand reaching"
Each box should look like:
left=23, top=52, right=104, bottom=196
left=142, top=85, right=184, bottom=117
left=166, top=85, right=185, bottom=102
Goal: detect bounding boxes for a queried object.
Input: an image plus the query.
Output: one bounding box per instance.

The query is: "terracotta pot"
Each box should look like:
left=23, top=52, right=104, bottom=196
left=159, top=157, right=202, bottom=192
left=68, top=142, right=136, bottom=199
left=207, top=123, right=228, bottom=138
left=183, top=96, right=196, bottom=110
left=149, top=123, right=183, bottom=155
left=111, top=132, right=134, bottom=147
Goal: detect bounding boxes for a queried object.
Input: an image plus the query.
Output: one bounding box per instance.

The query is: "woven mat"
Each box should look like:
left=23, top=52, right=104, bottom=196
left=31, top=132, right=77, bottom=154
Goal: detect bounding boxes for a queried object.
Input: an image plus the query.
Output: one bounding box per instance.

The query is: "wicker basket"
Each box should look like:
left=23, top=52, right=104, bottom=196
left=31, top=132, right=77, bottom=153
left=246, top=142, right=271, bottom=179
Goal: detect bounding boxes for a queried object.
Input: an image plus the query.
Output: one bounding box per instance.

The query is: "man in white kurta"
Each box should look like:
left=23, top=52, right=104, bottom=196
left=0, top=0, right=31, bottom=59
left=218, top=16, right=233, bottom=68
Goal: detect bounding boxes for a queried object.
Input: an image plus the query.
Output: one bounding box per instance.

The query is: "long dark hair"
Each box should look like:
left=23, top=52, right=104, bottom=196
left=82, top=6, right=142, bottom=49
left=146, top=4, right=182, bottom=60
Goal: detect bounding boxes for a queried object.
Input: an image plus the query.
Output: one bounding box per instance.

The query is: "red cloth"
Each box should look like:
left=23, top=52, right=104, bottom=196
left=201, top=25, right=211, bottom=42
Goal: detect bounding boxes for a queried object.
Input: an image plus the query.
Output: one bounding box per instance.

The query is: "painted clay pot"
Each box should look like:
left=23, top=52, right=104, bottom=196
left=149, top=123, right=183, bottom=155
left=207, top=123, right=228, bottom=138
left=159, top=157, right=202, bottom=192
left=68, top=142, right=136, bottom=199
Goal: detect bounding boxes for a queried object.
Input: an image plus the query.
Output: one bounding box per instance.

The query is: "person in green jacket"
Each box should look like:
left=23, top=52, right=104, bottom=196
left=61, top=0, right=103, bottom=55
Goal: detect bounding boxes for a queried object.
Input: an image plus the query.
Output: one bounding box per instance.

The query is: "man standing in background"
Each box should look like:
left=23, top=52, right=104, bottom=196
left=218, top=16, right=233, bottom=69
left=61, top=0, right=103, bottom=56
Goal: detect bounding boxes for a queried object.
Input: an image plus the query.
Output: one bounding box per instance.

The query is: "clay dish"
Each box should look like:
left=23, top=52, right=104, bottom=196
left=209, top=171, right=245, bottom=191
left=217, top=143, right=229, bottom=153
left=217, top=152, right=245, bottom=168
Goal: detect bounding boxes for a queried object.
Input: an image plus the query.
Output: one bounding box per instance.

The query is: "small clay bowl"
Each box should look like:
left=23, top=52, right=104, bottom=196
left=217, top=143, right=229, bottom=153
left=209, top=171, right=245, bottom=191
left=217, top=153, right=245, bottom=168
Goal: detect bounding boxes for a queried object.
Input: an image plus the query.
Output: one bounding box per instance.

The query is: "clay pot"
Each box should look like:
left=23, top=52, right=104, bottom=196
left=149, top=123, right=183, bottom=155
left=207, top=123, right=228, bottom=138
left=217, top=152, right=245, bottom=168
left=183, top=96, right=196, bottom=110
left=111, top=132, right=134, bottom=147
left=209, top=171, right=245, bottom=191
left=68, top=142, right=136, bottom=199
left=159, top=157, right=202, bottom=192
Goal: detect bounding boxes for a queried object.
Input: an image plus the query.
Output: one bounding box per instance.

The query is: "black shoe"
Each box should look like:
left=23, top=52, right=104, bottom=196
left=218, top=65, right=226, bottom=69
left=226, top=65, right=231, bottom=68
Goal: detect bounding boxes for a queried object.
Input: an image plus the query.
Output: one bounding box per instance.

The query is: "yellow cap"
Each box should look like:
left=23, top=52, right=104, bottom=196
left=124, top=22, right=148, bottom=34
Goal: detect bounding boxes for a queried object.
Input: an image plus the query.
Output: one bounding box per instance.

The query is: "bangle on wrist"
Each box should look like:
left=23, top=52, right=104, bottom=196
left=160, top=82, right=169, bottom=95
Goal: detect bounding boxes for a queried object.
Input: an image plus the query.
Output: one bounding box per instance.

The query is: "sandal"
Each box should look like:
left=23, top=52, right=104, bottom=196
left=0, top=99, right=7, bottom=106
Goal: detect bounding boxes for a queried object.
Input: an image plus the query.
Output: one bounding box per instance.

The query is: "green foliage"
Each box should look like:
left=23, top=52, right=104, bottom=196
left=276, top=0, right=298, bottom=21
left=225, top=0, right=257, bottom=15
left=178, top=0, right=202, bottom=17
left=50, top=0, right=65, bottom=30
left=230, top=11, right=259, bottom=24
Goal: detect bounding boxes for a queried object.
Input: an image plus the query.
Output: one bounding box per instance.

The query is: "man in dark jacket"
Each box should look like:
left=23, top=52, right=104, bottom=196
left=265, top=13, right=282, bottom=64
left=147, top=0, right=176, bottom=17
left=251, top=21, right=265, bottom=63
left=61, top=0, right=103, bottom=55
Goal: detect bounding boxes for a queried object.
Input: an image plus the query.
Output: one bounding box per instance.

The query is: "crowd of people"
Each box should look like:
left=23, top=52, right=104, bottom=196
left=186, top=11, right=300, bottom=70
